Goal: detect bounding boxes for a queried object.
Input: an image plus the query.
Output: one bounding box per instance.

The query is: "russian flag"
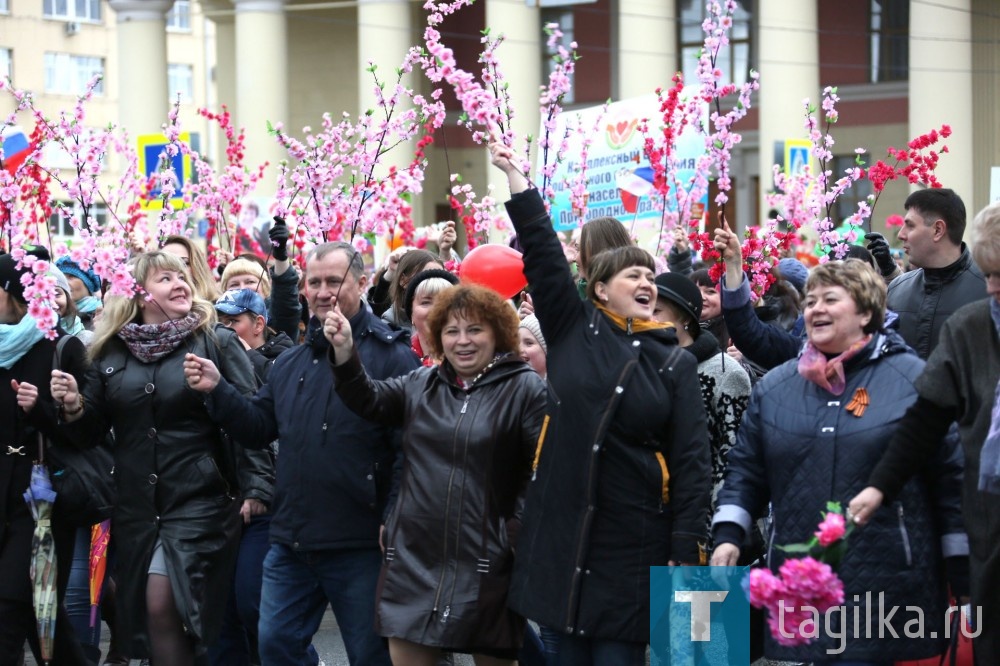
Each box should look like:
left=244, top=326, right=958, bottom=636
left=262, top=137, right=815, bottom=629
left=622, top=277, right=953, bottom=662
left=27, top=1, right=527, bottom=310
left=2, top=126, right=33, bottom=174
left=616, top=166, right=656, bottom=214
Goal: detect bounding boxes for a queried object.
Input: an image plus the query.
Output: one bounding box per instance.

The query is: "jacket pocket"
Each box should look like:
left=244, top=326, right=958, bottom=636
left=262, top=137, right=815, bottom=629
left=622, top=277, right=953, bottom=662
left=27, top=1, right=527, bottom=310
left=194, top=455, right=231, bottom=499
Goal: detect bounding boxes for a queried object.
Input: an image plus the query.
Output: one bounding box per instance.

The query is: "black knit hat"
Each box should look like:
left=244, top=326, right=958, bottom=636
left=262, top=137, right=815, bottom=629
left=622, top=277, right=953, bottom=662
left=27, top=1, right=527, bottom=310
left=403, top=269, right=459, bottom=320
left=0, top=247, right=51, bottom=305
left=654, top=272, right=703, bottom=333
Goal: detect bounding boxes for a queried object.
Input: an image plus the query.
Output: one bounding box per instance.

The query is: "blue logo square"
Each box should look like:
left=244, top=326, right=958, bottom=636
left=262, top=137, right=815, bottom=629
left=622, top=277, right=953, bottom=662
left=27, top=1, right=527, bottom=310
left=650, top=566, right=750, bottom=665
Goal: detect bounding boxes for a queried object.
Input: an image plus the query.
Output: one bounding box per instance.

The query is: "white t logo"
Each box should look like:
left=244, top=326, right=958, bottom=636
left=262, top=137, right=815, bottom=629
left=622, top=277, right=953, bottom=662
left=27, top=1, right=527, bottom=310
left=673, top=590, right=728, bottom=641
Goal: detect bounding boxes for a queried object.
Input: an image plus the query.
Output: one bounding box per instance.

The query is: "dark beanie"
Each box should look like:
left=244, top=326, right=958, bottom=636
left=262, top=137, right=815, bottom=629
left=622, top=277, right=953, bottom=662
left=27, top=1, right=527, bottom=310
left=0, top=247, right=51, bottom=304
left=403, top=269, right=459, bottom=320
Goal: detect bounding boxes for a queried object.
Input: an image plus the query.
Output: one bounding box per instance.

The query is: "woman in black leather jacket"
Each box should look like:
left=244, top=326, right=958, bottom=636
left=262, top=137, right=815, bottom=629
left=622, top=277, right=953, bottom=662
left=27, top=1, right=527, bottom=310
left=52, top=251, right=257, bottom=664
left=327, top=284, right=546, bottom=666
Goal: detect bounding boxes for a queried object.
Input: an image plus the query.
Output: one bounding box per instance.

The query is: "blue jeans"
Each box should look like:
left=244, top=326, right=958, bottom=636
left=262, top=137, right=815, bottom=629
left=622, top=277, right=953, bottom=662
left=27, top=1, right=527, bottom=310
left=556, top=635, right=646, bottom=666
left=257, top=543, right=390, bottom=666
left=210, top=514, right=272, bottom=666
left=65, top=527, right=102, bottom=656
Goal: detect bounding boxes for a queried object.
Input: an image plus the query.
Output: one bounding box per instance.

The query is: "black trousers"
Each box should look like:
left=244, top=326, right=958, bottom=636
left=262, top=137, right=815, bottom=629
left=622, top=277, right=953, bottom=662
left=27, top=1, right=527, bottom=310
left=0, top=597, right=88, bottom=666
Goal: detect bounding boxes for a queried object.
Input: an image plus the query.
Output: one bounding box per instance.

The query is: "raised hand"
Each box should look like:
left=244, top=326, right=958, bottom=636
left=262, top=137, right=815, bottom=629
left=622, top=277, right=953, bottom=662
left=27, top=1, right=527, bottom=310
left=324, top=306, right=354, bottom=365
left=864, top=232, right=896, bottom=277
left=382, top=246, right=412, bottom=282
left=269, top=216, right=290, bottom=261
left=437, top=221, right=458, bottom=258
left=50, top=370, right=83, bottom=420
left=488, top=142, right=529, bottom=194
left=183, top=354, right=222, bottom=392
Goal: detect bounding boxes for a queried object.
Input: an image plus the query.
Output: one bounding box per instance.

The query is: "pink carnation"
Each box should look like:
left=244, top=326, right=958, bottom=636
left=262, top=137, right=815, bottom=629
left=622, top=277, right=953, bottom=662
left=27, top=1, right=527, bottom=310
left=814, top=511, right=846, bottom=547
left=748, top=568, right=784, bottom=608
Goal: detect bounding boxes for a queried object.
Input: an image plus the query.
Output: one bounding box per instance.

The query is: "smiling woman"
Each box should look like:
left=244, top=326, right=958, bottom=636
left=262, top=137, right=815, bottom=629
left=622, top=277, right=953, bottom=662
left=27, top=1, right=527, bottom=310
left=489, top=142, right=711, bottom=666
left=712, top=259, right=968, bottom=662
left=325, top=284, right=546, bottom=665
left=51, top=251, right=258, bottom=663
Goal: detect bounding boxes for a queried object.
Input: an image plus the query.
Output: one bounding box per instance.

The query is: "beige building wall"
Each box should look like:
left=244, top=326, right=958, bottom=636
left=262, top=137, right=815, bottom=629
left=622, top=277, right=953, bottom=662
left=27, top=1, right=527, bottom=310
left=971, top=0, right=1000, bottom=214
left=5, top=0, right=995, bottom=242
left=0, top=1, right=214, bottom=241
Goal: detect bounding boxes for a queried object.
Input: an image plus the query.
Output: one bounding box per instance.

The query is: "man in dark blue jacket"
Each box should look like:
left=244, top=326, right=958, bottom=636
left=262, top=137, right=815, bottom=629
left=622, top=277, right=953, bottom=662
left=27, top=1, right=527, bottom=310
left=188, top=242, right=418, bottom=666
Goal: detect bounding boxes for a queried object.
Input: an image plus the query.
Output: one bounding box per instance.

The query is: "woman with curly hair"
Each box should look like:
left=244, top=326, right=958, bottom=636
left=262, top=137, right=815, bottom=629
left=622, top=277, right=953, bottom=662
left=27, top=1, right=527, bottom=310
left=325, top=284, right=547, bottom=666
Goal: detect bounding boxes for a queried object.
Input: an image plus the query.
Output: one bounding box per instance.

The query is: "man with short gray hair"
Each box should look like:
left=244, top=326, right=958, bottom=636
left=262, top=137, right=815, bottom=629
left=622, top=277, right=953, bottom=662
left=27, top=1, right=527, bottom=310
left=195, top=242, right=419, bottom=665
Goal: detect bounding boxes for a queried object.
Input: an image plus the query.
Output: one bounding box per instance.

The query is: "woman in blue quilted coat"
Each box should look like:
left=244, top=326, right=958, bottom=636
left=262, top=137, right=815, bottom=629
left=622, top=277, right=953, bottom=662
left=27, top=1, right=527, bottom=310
left=711, top=255, right=968, bottom=664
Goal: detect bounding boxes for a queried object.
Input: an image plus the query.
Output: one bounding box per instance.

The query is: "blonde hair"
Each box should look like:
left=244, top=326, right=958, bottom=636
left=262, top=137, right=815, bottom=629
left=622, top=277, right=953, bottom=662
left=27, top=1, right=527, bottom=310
left=972, top=203, right=1000, bottom=275
left=89, top=251, right=216, bottom=361
left=161, top=235, right=221, bottom=301
left=221, top=257, right=272, bottom=298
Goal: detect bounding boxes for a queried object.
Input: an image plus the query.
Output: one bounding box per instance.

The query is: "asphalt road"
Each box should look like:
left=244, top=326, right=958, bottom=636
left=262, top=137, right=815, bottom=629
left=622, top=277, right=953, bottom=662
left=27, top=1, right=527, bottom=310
left=25, top=611, right=785, bottom=665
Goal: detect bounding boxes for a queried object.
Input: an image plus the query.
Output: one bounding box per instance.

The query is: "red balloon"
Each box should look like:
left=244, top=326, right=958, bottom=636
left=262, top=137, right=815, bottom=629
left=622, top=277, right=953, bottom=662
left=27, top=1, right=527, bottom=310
left=460, top=244, right=527, bottom=299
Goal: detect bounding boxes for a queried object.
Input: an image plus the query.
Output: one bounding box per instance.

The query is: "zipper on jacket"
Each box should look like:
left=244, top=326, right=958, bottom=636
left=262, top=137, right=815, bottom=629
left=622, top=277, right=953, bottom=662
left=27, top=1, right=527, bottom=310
left=444, top=418, right=476, bottom=616
left=563, top=359, right=636, bottom=631
left=896, top=503, right=912, bottom=567
left=626, top=318, right=633, bottom=335
left=432, top=392, right=470, bottom=616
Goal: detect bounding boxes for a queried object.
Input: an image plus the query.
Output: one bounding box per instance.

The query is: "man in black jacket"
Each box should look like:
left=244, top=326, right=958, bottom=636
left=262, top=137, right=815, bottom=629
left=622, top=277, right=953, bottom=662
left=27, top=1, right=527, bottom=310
left=187, top=242, right=419, bottom=666
left=888, top=188, right=985, bottom=358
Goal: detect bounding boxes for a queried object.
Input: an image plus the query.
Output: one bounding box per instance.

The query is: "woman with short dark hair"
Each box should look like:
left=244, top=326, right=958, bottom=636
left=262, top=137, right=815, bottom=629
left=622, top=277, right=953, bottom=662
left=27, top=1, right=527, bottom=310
left=489, top=142, right=711, bottom=666
left=326, top=283, right=547, bottom=666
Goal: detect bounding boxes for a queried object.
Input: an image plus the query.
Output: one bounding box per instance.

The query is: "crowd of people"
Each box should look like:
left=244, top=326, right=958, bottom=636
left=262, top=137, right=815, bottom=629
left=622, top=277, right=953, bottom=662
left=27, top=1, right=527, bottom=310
left=1, top=141, right=999, bottom=666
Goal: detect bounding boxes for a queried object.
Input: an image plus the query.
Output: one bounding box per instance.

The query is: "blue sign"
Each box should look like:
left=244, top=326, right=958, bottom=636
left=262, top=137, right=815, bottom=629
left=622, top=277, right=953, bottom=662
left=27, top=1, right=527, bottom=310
left=137, top=133, right=193, bottom=209
left=650, top=566, right=750, bottom=665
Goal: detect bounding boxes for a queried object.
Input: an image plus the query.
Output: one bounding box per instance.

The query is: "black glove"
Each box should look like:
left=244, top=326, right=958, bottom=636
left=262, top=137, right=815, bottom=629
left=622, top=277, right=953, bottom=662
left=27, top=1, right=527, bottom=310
left=269, top=216, right=289, bottom=261
left=864, top=232, right=896, bottom=277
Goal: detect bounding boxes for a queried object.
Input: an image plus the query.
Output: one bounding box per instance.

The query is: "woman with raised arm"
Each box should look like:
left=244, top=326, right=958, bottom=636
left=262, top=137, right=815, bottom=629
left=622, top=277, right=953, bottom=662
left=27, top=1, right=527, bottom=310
left=326, top=284, right=547, bottom=666
left=489, top=143, right=711, bottom=666
left=50, top=251, right=256, bottom=665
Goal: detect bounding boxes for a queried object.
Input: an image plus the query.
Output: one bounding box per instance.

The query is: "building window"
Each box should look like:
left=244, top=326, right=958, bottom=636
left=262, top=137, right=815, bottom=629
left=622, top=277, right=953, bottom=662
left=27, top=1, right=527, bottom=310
left=43, top=0, right=101, bottom=22
left=540, top=8, right=575, bottom=105
left=0, top=0, right=10, bottom=14
left=49, top=201, right=108, bottom=237
left=168, top=64, right=194, bottom=104
left=167, top=1, right=191, bottom=31
left=870, top=0, right=908, bottom=82
left=0, top=48, right=10, bottom=82
left=833, top=153, right=873, bottom=225
left=678, top=0, right=753, bottom=87
left=44, top=53, right=104, bottom=95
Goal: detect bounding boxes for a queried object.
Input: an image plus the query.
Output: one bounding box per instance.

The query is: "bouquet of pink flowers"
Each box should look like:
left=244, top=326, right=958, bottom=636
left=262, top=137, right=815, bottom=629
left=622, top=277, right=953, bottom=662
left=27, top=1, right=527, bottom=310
left=748, top=502, right=854, bottom=646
